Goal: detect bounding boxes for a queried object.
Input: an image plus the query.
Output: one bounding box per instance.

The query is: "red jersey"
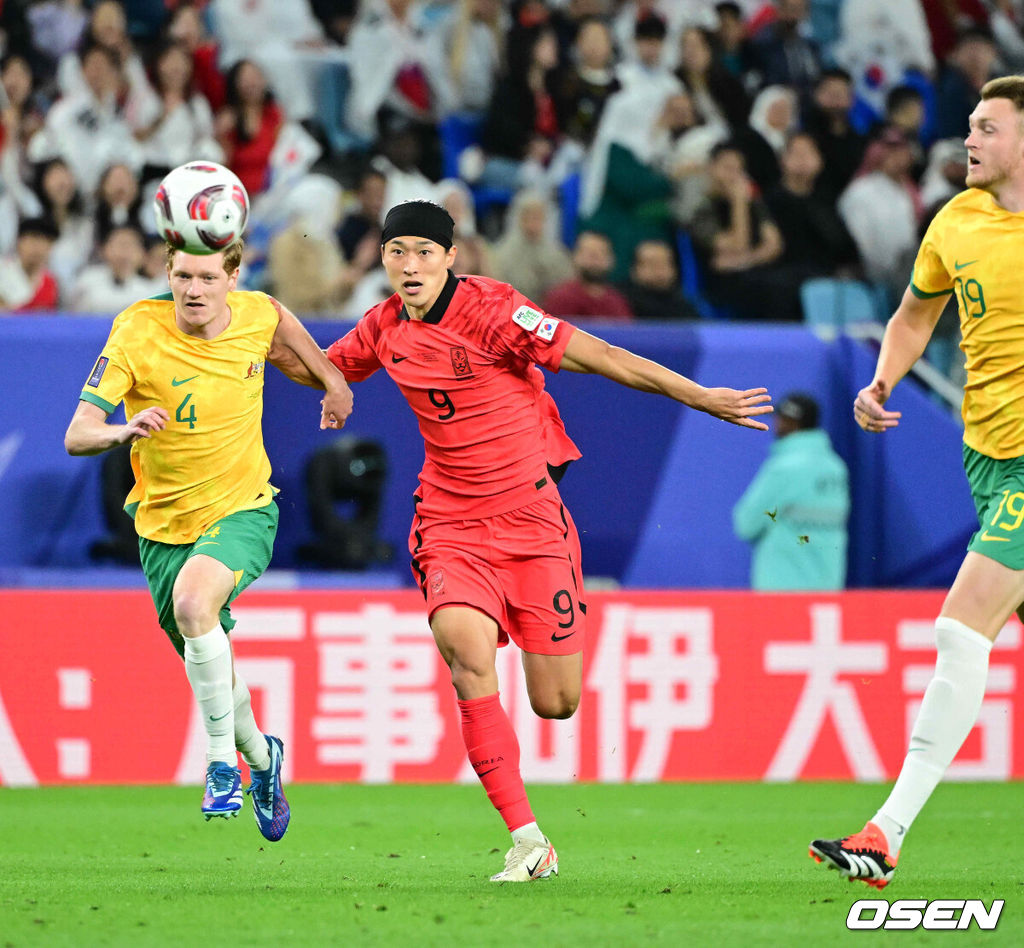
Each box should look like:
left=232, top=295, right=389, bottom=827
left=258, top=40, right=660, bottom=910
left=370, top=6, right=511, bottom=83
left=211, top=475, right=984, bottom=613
left=327, top=273, right=581, bottom=518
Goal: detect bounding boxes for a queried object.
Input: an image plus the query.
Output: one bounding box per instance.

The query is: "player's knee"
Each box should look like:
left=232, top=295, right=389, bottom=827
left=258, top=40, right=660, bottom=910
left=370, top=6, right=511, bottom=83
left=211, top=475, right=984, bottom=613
left=172, top=590, right=216, bottom=636
left=529, top=690, right=579, bottom=720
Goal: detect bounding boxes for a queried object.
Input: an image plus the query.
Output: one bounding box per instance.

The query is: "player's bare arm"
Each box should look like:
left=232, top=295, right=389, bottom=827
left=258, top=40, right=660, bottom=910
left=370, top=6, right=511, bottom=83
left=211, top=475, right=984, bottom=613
left=266, top=296, right=354, bottom=430
left=559, top=327, right=773, bottom=430
left=64, top=400, right=169, bottom=456
left=855, top=288, right=948, bottom=433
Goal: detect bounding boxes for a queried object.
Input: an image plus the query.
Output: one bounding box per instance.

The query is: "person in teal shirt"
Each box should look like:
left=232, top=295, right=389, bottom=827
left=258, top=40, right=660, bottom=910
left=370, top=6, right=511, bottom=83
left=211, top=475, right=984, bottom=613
left=732, top=392, right=850, bottom=590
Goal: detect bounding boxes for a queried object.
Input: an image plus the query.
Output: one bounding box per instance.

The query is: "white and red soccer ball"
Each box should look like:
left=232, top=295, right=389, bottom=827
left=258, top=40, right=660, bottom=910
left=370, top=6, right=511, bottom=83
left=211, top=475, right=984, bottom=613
left=153, top=161, right=249, bottom=254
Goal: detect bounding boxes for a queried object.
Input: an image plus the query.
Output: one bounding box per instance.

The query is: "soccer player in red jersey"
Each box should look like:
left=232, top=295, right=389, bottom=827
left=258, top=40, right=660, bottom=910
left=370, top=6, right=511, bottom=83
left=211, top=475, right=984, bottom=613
left=322, top=201, right=773, bottom=881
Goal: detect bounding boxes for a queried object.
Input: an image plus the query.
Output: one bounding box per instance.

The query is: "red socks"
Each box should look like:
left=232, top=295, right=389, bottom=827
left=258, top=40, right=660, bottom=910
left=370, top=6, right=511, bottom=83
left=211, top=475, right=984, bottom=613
left=458, top=692, right=534, bottom=832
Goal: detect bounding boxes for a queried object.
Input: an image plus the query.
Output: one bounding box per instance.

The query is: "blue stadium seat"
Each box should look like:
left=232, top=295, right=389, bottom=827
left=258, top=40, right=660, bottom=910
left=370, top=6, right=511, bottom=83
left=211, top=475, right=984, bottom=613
left=558, top=172, right=581, bottom=248
left=800, top=277, right=882, bottom=335
left=675, top=229, right=731, bottom=320
left=439, top=113, right=485, bottom=180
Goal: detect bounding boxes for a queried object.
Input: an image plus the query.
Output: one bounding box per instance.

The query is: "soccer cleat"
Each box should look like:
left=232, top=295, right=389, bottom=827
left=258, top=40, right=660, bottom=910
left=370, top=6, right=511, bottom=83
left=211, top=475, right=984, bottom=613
left=489, top=837, right=558, bottom=883
left=202, top=762, right=243, bottom=819
left=246, top=735, right=290, bottom=842
left=809, top=821, right=899, bottom=889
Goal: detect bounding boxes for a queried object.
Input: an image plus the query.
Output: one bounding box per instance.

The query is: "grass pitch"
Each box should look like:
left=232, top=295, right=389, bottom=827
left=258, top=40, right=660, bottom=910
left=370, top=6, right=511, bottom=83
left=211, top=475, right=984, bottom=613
left=1, top=782, right=1020, bottom=946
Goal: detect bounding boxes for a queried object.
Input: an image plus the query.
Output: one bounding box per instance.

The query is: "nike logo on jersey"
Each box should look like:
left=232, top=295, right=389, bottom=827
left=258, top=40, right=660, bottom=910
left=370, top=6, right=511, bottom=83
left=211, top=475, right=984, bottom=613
left=391, top=354, right=408, bottom=363
left=954, top=259, right=978, bottom=271
left=550, top=631, right=575, bottom=642
left=980, top=530, right=1010, bottom=542
left=172, top=375, right=199, bottom=386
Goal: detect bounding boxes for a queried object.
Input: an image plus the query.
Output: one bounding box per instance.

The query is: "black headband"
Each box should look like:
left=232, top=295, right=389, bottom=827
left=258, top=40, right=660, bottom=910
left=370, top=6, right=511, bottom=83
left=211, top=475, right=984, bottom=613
left=381, top=201, right=455, bottom=250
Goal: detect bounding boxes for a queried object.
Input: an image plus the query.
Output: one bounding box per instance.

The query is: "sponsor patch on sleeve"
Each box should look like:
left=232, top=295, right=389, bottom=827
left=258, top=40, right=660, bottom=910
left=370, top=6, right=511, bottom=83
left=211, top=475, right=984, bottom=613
left=86, top=355, right=109, bottom=388
left=512, top=305, right=544, bottom=331
left=536, top=317, right=560, bottom=342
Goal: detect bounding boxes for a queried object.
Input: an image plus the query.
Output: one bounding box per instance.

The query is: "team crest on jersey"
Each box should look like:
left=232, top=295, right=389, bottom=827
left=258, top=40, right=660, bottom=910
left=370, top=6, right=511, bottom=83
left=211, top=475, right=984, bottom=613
left=245, top=359, right=265, bottom=379
left=86, top=355, right=109, bottom=387
left=537, top=317, right=560, bottom=342
left=450, top=346, right=473, bottom=378
left=512, top=305, right=544, bottom=331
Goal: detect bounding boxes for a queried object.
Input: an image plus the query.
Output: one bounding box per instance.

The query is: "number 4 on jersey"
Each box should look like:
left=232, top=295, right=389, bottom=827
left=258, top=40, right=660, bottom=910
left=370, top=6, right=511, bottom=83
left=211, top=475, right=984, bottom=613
left=175, top=392, right=197, bottom=429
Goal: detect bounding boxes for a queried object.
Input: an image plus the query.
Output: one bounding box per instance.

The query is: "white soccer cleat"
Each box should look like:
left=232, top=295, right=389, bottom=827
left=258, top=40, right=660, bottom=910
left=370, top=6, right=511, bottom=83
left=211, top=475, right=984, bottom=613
left=489, top=837, right=559, bottom=883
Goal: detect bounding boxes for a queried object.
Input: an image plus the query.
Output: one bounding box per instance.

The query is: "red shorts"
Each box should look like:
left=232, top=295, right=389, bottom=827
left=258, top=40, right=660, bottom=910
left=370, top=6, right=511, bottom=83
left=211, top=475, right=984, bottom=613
left=408, top=494, right=586, bottom=655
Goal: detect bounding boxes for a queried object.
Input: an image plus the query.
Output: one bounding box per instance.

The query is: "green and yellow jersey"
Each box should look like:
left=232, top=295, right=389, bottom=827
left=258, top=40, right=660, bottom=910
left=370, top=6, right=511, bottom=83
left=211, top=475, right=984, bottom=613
left=80, top=291, right=279, bottom=544
left=912, top=188, right=1024, bottom=459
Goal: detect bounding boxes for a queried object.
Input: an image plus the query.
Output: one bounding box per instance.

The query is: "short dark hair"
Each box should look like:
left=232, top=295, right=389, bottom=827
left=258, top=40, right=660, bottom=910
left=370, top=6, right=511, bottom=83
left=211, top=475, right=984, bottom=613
left=635, top=12, right=667, bottom=40
left=816, top=67, right=853, bottom=88
left=886, top=84, right=924, bottom=114
left=18, top=217, right=59, bottom=241
left=777, top=392, right=820, bottom=429
left=710, top=139, right=744, bottom=161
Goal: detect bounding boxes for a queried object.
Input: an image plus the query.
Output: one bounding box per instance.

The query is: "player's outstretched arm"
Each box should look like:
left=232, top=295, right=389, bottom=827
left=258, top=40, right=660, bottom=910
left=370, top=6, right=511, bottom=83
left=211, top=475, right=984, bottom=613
left=854, top=286, right=948, bottom=433
left=266, top=297, right=354, bottom=429
left=64, top=401, right=169, bottom=456
left=559, top=327, right=773, bottom=430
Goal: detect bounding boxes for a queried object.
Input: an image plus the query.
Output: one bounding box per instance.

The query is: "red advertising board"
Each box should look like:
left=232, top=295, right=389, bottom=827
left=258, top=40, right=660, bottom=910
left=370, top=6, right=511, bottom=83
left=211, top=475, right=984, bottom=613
left=1, top=589, right=1020, bottom=786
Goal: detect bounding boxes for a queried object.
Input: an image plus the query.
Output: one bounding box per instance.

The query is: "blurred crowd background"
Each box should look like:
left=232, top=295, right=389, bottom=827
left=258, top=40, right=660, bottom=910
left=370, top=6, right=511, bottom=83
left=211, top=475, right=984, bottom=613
left=1, top=0, right=1018, bottom=385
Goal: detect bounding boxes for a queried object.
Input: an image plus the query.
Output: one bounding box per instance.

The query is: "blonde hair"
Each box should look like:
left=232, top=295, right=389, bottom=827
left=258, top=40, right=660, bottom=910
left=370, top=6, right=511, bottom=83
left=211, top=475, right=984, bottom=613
left=980, top=76, right=1024, bottom=114
left=164, top=239, right=244, bottom=275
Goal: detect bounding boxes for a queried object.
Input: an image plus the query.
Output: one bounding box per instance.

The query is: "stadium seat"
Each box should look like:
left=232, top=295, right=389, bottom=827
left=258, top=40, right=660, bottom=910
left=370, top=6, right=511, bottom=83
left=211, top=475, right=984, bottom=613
left=800, top=277, right=882, bottom=336
left=558, top=172, right=581, bottom=248
left=439, top=113, right=485, bottom=180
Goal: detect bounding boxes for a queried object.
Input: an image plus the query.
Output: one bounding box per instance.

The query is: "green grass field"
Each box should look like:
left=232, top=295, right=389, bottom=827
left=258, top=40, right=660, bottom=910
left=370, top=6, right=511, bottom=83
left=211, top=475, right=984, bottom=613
left=1, top=782, right=1019, bottom=946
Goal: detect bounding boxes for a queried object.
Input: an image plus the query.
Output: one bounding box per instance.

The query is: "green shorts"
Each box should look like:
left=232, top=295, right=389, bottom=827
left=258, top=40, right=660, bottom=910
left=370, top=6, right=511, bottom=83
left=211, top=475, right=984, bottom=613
left=964, top=444, right=1024, bottom=570
left=138, top=501, right=279, bottom=656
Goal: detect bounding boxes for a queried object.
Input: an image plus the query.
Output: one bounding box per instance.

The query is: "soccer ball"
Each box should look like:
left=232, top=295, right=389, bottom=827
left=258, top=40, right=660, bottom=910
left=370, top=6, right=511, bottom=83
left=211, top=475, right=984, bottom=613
left=153, top=161, right=249, bottom=254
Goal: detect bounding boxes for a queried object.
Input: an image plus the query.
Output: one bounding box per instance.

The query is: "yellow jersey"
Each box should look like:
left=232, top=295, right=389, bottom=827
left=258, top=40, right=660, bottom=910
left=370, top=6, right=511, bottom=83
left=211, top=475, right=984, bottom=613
left=912, top=188, right=1024, bottom=459
left=80, top=291, right=279, bottom=544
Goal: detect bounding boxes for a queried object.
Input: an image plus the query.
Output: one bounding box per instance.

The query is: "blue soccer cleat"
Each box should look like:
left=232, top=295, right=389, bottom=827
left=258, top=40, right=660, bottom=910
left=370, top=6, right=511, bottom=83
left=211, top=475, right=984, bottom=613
left=202, top=762, right=243, bottom=819
left=246, top=735, right=290, bottom=842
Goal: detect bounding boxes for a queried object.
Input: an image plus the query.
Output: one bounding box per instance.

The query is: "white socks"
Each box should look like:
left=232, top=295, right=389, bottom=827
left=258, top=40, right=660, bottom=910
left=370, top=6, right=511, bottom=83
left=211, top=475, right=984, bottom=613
left=184, top=626, right=236, bottom=765
left=233, top=674, right=270, bottom=771
left=511, top=821, right=546, bottom=845
left=874, top=616, right=993, bottom=853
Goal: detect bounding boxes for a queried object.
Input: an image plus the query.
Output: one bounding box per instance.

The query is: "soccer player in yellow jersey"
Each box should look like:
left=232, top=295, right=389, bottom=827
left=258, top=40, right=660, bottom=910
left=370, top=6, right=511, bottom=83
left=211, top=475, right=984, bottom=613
left=810, top=76, right=1024, bottom=888
left=64, top=241, right=353, bottom=839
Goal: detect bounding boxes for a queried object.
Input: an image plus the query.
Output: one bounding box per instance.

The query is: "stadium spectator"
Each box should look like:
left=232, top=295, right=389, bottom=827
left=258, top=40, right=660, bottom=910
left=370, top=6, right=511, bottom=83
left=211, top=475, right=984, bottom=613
left=833, top=0, right=935, bottom=123
left=933, top=26, right=999, bottom=140
left=1, top=53, right=44, bottom=174
left=93, top=162, right=147, bottom=248
left=688, top=141, right=790, bottom=320
left=472, top=22, right=570, bottom=192
left=620, top=238, right=701, bottom=321
left=440, top=0, right=507, bottom=115
left=134, top=41, right=222, bottom=183
left=920, top=137, right=969, bottom=209
left=838, top=126, right=922, bottom=305
left=24, top=0, right=89, bottom=70
left=763, top=131, right=859, bottom=285
left=811, top=74, right=1024, bottom=893
left=55, top=0, right=159, bottom=132
left=615, top=11, right=683, bottom=97
left=734, top=83, right=798, bottom=193
left=612, top=0, right=694, bottom=71
left=713, top=2, right=759, bottom=89
left=491, top=188, right=574, bottom=305
left=674, top=25, right=750, bottom=128
left=749, top=0, right=822, bottom=96
left=207, top=0, right=336, bottom=125
left=732, top=391, right=850, bottom=590
left=345, top=0, right=453, bottom=178
left=214, top=59, right=283, bottom=197
left=370, top=112, right=437, bottom=212
left=166, top=2, right=227, bottom=113
left=553, top=16, right=620, bottom=150
left=71, top=224, right=160, bottom=313
left=337, top=167, right=387, bottom=263
left=324, top=198, right=771, bottom=883
left=0, top=216, right=59, bottom=311
left=27, top=42, right=141, bottom=193
left=542, top=229, right=634, bottom=320
left=921, top=0, right=991, bottom=64
left=268, top=176, right=351, bottom=316
left=801, top=68, right=867, bottom=202
left=580, top=84, right=681, bottom=284
left=28, top=157, right=93, bottom=301
left=64, top=239, right=352, bottom=837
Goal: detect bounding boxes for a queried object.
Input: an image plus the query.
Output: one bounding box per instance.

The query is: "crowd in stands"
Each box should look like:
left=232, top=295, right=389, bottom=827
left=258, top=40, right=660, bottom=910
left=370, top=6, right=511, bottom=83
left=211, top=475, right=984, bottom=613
left=0, top=0, right=1019, bottom=382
